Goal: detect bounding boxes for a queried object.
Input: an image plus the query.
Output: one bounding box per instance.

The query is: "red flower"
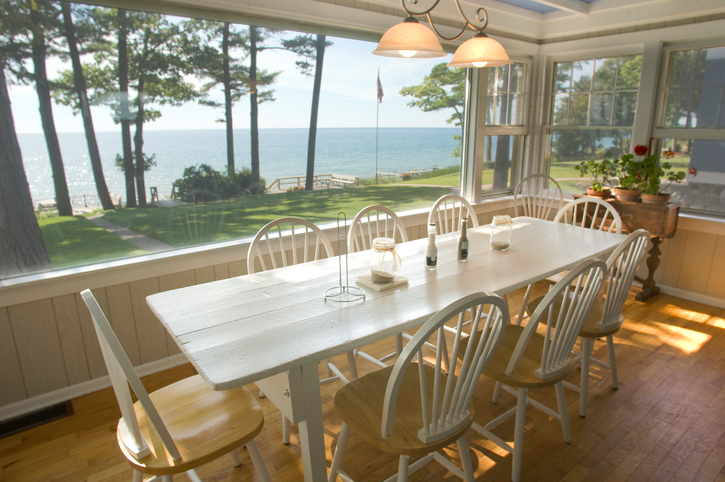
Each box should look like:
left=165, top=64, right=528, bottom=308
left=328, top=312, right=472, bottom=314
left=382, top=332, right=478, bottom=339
left=634, top=144, right=648, bottom=156
left=688, top=166, right=697, bottom=176
left=663, top=149, right=674, bottom=159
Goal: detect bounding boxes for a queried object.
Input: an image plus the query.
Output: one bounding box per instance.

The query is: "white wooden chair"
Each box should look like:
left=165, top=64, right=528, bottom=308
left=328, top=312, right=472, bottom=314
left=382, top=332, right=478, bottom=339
left=553, top=196, right=622, bottom=234
left=512, top=175, right=563, bottom=326
left=328, top=292, right=508, bottom=482
left=247, top=217, right=356, bottom=444
left=470, top=258, right=606, bottom=482
left=513, top=174, right=564, bottom=221
left=346, top=205, right=409, bottom=376
left=515, top=196, right=622, bottom=326
left=80, top=289, right=270, bottom=482
left=427, top=194, right=480, bottom=234
left=550, top=229, right=649, bottom=417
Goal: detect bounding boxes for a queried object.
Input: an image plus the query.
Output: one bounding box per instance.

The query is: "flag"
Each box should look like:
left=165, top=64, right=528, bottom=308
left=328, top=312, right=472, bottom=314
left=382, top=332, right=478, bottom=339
left=377, top=72, right=384, bottom=104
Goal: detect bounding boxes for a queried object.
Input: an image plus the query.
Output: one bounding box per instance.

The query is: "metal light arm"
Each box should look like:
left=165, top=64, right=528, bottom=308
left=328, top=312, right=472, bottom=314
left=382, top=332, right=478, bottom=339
left=400, top=0, right=489, bottom=42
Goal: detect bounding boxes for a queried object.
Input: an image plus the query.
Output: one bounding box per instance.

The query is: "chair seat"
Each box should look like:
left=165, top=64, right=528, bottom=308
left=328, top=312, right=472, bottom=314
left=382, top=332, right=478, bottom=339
left=334, top=364, right=475, bottom=458
left=121, top=374, right=265, bottom=475
left=526, top=296, right=621, bottom=338
left=480, top=325, right=572, bottom=389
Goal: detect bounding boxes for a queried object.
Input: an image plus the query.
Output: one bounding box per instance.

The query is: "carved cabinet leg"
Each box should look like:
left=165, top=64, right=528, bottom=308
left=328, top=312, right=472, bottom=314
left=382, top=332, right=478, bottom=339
left=636, top=236, right=662, bottom=302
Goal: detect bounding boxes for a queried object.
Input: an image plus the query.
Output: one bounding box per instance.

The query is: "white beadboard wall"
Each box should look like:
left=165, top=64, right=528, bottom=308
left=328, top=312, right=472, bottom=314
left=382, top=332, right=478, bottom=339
left=1, top=199, right=723, bottom=421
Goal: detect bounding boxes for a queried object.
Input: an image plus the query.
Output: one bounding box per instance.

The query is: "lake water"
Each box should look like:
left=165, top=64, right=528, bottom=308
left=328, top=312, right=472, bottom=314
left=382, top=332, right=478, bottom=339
left=18, top=127, right=461, bottom=204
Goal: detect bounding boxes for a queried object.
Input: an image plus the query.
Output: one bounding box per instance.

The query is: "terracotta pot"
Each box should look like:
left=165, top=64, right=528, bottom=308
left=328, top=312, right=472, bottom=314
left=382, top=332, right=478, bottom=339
left=586, top=188, right=611, bottom=199
left=641, top=192, right=671, bottom=205
left=614, top=188, right=642, bottom=202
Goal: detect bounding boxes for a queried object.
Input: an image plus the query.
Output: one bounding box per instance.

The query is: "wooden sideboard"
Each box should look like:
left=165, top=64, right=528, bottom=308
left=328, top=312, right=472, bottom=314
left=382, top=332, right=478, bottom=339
left=573, top=196, right=680, bottom=301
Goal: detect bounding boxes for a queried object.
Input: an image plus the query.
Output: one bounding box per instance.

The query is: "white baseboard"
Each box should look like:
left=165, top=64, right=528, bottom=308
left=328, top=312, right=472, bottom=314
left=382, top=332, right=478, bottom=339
left=0, top=354, right=189, bottom=423
left=658, top=285, right=725, bottom=309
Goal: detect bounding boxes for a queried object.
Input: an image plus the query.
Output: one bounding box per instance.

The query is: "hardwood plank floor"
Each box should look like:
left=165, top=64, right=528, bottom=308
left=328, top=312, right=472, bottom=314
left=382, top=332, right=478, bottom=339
left=1, top=286, right=724, bottom=481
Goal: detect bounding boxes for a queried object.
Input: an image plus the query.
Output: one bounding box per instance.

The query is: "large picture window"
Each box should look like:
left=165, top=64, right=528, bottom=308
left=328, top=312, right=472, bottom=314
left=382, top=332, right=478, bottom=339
left=2, top=2, right=467, bottom=279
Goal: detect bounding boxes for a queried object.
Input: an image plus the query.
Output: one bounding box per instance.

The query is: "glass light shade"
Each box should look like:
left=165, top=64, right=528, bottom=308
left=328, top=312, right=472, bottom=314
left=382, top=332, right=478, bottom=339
left=372, top=18, right=447, bottom=59
left=448, top=33, right=512, bottom=68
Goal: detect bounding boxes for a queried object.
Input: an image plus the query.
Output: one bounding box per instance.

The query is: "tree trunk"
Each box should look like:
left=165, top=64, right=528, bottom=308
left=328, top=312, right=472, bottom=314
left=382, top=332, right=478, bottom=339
left=118, top=9, right=136, bottom=207
left=30, top=2, right=73, bottom=216
left=305, top=35, right=326, bottom=191
left=249, top=25, right=261, bottom=194
left=0, top=67, right=52, bottom=276
left=223, top=22, right=234, bottom=175
left=134, top=79, right=146, bottom=207
left=62, top=3, right=114, bottom=211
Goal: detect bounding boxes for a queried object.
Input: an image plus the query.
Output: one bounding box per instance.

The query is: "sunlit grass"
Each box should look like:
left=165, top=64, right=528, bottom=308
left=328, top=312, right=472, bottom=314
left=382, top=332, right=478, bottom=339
left=102, top=185, right=451, bottom=247
left=39, top=216, right=146, bottom=268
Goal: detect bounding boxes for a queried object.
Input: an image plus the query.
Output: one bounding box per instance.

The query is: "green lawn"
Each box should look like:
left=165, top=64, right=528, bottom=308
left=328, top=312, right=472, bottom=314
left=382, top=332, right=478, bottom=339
left=102, top=185, right=452, bottom=247
left=398, top=173, right=460, bottom=187
left=39, top=216, right=147, bottom=268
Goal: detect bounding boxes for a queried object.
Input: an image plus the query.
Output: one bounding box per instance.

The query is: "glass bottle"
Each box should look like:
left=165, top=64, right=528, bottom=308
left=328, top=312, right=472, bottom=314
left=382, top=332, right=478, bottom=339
left=457, top=218, right=468, bottom=261
left=426, top=223, right=437, bottom=270
left=371, top=237, right=397, bottom=283
left=490, top=215, right=513, bottom=251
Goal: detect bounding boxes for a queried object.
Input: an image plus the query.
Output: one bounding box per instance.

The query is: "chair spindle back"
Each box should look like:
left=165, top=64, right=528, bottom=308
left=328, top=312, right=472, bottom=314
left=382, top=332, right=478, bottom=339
left=428, top=194, right=480, bottom=234
left=347, top=205, right=408, bottom=252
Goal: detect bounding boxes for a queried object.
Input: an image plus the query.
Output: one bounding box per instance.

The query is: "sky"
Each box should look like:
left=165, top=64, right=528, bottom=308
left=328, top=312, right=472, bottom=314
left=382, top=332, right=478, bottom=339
left=8, top=31, right=458, bottom=134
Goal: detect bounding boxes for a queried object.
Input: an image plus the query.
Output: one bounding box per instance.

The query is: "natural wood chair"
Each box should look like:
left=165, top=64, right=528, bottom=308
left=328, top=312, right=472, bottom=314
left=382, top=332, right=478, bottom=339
left=427, top=194, right=480, bottom=234
left=515, top=196, right=622, bottom=325
left=80, top=289, right=270, bottom=482
left=328, top=292, right=509, bottom=482
left=511, top=175, right=563, bottom=326
left=467, top=258, right=607, bottom=482
left=247, top=217, right=356, bottom=444
left=346, top=205, right=409, bottom=376
left=527, top=229, right=650, bottom=417
left=513, top=174, right=564, bottom=220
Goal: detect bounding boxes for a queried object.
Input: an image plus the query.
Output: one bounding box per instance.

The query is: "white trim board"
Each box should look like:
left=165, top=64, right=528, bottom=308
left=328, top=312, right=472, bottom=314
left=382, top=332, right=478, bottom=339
left=0, top=354, right=189, bottom=423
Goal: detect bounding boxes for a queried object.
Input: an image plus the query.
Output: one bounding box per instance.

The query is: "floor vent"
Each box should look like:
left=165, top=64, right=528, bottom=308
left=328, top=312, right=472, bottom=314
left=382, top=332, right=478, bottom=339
left=0, top=401, right=74, bottom=438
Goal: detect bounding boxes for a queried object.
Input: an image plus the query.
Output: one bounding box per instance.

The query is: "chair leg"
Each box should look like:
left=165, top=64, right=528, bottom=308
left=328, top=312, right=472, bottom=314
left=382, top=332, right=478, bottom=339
left=492, top=381, right=503, bottom=404
left=607, top=335, right=619, bottom=389
left=282, top=415, right=291, bottom=445
left=246, top=440, right=272, bottom=482
left=555, top=382, right=572, bottom=444
left=512, top=388, right=528, bottom=482
left=133, top=470, right=143, bottom=482
left=457, top=436, right=475, bottom=482
left=396, top=333, right=403, bottom=356
left=328, top=422, right=350, bottom=482
left=579, top=337, right=593, bottom=418
left=161, top=476, right=173, bottom=482
left=347, top=350, right=358, bottom=380
left=325, top=358, right=334, bottom=378
left=397, top=455, right=410, bottom=482
left=516, top=284, right=535, bottom=326
left=229, top=448, right=242, bottom=467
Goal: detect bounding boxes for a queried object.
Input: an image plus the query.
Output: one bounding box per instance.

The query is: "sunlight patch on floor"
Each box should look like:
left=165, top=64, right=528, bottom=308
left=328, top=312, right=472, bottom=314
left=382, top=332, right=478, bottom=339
left=652, top=322, right=712, bottom=354
left=660, top=304, right=722, bottom=326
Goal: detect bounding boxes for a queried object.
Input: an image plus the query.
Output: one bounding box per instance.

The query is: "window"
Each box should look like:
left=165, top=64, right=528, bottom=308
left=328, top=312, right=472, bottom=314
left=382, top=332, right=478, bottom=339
left=2, top=1, right=466, bottom=279
left=654, top=45, right=725, bottom=216
left=545, top=55, right=643, bottom=193
left=481, top=61, right=528, bottom=195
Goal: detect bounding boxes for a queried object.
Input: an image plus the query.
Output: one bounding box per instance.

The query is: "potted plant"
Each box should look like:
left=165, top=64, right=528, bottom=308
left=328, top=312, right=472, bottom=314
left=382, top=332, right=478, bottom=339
left=611, top=153, right=644, bottom=202
left=574, top=158, right=616, bottom=198
left=633, top=145, right=686, bottom=204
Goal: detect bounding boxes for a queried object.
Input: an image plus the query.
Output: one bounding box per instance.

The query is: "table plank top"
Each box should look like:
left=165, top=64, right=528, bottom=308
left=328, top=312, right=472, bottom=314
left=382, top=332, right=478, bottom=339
left=147, top=217, right=626, bottom=390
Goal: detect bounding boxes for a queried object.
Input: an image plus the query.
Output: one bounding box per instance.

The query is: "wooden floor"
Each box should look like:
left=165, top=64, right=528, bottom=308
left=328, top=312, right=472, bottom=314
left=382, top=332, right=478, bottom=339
left=2, top=286, right=725, bottom=481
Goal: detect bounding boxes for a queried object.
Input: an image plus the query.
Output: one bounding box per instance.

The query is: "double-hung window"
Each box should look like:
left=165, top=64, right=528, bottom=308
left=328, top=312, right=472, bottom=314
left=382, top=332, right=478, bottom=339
left=544, top=55, right=643, bottom=193
left=653, top=44, right=725, bottom=216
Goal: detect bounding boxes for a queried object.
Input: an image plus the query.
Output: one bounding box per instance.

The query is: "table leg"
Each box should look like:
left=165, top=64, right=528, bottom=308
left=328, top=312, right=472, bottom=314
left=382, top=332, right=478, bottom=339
left=635, top=236, right=662, bottom=302
left=297, top=361, right=328, bottom=482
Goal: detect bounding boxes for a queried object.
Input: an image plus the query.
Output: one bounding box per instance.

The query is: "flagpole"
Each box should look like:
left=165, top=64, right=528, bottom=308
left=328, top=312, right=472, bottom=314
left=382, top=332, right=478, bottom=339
left=376, top=68, right=380, bottom=185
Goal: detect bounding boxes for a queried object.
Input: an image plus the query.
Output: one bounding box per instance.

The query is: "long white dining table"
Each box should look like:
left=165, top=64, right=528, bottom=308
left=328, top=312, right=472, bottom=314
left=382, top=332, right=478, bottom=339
left=146, top=216, right=627, bottom=481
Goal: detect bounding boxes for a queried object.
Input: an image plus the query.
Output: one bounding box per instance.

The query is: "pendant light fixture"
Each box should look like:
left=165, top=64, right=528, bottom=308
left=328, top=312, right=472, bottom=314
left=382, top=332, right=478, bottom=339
left=372, top=0, right=512, bottom=68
